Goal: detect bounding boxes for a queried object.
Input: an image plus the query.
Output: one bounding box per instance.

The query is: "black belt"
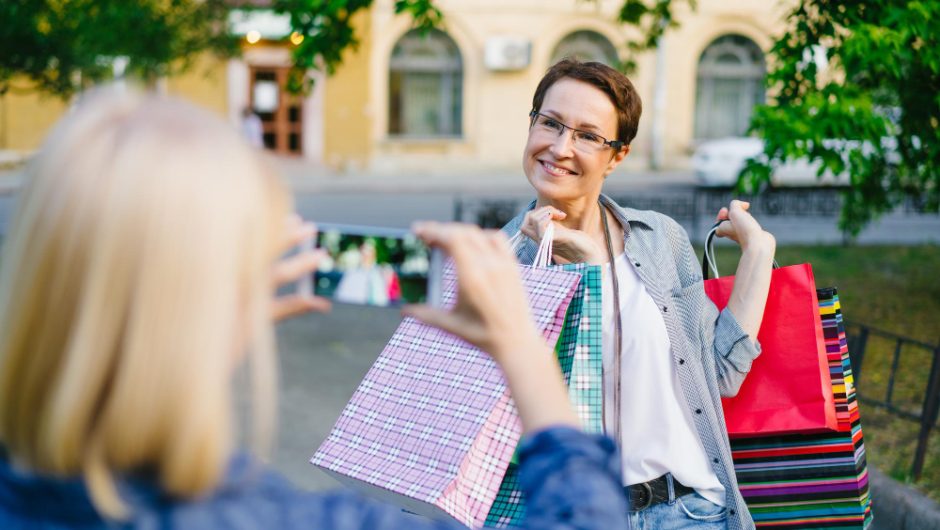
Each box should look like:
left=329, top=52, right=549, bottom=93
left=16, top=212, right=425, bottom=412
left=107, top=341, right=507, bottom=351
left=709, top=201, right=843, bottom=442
left=625, top=475, right=696, bottom=511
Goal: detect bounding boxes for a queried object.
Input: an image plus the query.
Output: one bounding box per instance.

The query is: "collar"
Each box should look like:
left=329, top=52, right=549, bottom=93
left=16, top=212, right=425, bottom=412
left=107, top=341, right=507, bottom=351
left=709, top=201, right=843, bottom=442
left=518, top=194, right=656, bottom=233
left=598, top=194, right=656, bottom=234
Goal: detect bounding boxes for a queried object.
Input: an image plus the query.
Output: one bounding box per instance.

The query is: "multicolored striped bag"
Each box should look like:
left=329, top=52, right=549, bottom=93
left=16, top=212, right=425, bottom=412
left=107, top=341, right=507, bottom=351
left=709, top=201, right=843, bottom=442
left=311, top=262, right=583, bottom=528
left=484, top=262, right=604, bottom=527
left=731, top=287, right=873, bottom=528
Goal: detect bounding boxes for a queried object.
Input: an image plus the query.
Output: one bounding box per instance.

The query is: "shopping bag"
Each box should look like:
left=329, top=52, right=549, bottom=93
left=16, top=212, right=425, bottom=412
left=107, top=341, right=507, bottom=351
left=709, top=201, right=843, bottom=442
left=732, top=287, right=873, bottom=529
left=702, top=226, right=837, bottom=436
left=484, top=261, right=604, bottom=527
left=311, top=260, right=583, bottom=528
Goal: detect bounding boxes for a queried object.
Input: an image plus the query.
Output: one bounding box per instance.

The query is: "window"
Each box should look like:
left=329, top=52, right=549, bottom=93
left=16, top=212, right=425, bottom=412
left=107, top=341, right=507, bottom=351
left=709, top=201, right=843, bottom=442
left=389, top=29, right=463, bottom=137
left=550, top=30, right=618, bottom=66
left=694, top=35, right=766, bottom=140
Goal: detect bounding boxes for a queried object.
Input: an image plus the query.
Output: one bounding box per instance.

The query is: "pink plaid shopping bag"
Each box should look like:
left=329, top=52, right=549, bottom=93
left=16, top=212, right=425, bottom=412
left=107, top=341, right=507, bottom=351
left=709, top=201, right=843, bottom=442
left=311, top=262, right=582, bottom=527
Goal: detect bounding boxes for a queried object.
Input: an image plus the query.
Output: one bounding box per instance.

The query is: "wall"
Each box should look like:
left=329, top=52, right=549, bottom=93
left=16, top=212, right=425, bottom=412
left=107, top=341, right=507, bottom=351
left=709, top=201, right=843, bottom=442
left=165, top=55, right=229, bottom=117
left=323, top=11, right=374, bottom=172
left=2, top=54, right=235, bottom=154
left=346, top=0, right=793, bottom=175
left=0, top=79, right=69, bottom=153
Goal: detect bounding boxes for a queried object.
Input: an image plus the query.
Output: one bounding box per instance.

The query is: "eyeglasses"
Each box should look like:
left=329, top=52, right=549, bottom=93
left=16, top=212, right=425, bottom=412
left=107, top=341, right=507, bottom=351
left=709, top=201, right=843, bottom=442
left=528, top=111, right=625, bottom=153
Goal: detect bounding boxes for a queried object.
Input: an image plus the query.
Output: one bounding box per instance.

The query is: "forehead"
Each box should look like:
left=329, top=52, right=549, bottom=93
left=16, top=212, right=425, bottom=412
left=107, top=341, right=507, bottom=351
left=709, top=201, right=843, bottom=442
left=540, top=78, right=618, bottom=133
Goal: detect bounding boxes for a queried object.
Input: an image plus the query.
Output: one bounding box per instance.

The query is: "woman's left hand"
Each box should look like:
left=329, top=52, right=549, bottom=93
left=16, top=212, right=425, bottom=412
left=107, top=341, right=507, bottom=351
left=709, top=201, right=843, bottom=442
left=714, top=200, right=774, bottom=251
left=272, top=215, right=332, bottom=321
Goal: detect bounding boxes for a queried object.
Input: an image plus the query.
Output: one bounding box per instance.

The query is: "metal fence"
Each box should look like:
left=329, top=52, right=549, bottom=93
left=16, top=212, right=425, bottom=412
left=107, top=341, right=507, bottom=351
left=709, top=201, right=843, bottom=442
left=453, top=187, right=936, bottom=231
left=454, top=188, right=850, bottom=232
left=846, top=324, right=940, bottom=480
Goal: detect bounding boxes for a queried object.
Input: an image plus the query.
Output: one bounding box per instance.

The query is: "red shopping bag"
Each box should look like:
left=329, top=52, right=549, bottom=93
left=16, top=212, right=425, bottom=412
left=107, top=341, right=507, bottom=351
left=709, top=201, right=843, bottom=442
left=702, top=228, right=837, bottom=437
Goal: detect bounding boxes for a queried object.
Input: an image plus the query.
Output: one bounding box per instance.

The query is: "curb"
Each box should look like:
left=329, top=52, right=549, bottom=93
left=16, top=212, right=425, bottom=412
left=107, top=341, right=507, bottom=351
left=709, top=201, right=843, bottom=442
left=870, top=467, right=940, bottom=530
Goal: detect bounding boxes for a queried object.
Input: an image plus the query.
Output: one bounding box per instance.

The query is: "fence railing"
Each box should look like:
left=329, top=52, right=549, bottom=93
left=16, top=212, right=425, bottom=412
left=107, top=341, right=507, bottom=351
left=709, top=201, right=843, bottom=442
left=846, top=324, right=940, bottom=480
left=453, top=187, right=937, bottom=231
left=455, top=188, right=848, bottom=229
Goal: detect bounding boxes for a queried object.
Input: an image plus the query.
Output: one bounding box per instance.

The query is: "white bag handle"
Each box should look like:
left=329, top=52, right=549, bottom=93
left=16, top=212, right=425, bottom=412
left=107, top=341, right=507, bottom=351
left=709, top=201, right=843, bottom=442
left=508, top=218, right=555, bottom=269
left=532, top=222, right=555, bottom=268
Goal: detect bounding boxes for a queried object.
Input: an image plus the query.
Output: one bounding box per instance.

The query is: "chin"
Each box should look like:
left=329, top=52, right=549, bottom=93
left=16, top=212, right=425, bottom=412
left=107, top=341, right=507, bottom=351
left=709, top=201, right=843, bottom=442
left=527, top=175, right=581, bottom=203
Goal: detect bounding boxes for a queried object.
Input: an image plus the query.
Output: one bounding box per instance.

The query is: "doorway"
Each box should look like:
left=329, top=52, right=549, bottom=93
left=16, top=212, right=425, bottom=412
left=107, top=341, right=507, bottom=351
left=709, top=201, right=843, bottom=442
left=249, top=66, right=303, bottom=155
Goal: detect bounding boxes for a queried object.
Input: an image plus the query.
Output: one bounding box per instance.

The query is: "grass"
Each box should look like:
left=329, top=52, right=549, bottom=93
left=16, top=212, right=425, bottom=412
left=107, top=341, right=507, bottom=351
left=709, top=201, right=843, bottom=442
left=710, top=244, right=940, bottom=501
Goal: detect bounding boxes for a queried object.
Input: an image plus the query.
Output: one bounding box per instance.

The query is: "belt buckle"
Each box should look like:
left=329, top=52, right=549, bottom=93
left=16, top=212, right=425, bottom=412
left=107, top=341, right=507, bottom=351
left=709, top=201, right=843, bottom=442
left=635, top=481, right=653, bottom=511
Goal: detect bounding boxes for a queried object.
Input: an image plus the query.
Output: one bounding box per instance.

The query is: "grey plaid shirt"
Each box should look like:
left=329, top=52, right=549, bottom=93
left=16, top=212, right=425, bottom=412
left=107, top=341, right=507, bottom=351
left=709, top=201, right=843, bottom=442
left=502, top=194, right=760, bottom=530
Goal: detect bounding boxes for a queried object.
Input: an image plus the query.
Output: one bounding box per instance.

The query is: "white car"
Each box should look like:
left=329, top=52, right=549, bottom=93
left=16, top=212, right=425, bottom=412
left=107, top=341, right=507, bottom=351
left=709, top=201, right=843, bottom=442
left=692, top=137, right=852, bottom=187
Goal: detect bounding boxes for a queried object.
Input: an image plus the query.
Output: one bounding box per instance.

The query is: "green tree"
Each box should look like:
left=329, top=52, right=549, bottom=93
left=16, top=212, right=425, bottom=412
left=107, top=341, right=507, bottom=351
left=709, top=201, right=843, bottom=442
left=0, top=0, right=238, bottom=98
left=0, top=0, right=441, bottom=98
left=617, top=0, right=939, bottom=235
left=272, top=0, right=441, bottom=92
left=742, top=1, right=940, bottom=235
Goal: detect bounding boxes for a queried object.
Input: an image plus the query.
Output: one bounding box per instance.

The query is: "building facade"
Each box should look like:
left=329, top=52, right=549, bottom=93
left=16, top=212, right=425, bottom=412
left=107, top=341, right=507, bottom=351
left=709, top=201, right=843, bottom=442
left=0, top=0, right=791, bottom=175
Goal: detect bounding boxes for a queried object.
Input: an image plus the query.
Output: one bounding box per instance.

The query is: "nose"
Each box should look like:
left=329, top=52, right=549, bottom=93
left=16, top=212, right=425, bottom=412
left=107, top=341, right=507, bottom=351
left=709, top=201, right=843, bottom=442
left=548, top=127, right=576, bottom=158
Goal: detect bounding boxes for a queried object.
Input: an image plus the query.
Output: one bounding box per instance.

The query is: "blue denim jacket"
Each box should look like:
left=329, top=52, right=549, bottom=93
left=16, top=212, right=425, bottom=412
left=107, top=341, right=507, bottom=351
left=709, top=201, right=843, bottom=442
left=0, top=427, right=628, bottom=529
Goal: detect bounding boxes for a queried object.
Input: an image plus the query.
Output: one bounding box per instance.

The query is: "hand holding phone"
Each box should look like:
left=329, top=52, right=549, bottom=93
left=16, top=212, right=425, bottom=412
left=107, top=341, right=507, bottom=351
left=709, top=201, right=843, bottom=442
left=273, top=217, right=331, bottom=321
left=309, top=223, right=442, bottom=308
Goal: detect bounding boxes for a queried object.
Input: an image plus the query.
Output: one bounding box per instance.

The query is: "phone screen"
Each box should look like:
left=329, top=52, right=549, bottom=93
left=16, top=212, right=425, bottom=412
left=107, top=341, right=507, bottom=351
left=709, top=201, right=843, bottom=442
left=312, top=224, right=441, bottom=307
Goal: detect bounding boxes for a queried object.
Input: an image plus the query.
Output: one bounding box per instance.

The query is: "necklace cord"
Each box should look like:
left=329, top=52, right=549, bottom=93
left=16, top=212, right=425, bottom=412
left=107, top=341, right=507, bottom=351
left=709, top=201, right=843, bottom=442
left=600, top=201, right=623, bottom=444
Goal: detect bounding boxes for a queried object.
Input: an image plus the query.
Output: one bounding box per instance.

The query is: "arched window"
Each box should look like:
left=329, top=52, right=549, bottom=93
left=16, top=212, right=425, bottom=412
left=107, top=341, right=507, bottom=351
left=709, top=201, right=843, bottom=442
left=694, top=34, right=766, bottom=139
left=550, top=30, right=619, bottom=66
left=389, top=29, right=462, bottom=137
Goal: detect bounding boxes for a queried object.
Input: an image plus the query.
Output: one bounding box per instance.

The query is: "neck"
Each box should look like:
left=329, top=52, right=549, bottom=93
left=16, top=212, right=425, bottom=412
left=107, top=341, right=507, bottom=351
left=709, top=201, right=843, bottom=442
left=536, top=193, right=604, bottom=235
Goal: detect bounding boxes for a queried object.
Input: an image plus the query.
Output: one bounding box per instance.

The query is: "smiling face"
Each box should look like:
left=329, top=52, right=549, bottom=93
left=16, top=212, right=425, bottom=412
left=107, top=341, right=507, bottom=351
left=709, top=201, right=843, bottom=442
left=523, top=78, right=629, bottom=204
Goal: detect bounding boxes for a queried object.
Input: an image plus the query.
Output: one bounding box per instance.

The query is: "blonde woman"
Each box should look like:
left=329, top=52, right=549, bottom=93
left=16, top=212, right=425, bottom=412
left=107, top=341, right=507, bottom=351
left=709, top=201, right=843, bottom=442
left=0, top=90, right=628, bottom=529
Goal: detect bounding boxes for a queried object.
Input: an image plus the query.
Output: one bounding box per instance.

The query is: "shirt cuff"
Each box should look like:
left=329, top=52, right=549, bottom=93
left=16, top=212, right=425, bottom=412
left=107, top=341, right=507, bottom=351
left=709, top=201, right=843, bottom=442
left=715, top=306, right=762, bottom=366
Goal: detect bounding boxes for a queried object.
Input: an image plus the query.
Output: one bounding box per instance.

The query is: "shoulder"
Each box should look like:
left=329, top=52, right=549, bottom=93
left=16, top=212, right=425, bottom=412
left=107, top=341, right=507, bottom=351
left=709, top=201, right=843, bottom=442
left=602, top=195, right=688, bottom=245
left=499, top=199, right=536, bottom=236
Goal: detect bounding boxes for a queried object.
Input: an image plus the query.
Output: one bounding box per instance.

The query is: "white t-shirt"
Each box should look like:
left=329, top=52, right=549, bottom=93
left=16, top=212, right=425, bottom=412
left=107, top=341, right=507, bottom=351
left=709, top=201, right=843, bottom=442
left=602, top=251, right=726, bottom=506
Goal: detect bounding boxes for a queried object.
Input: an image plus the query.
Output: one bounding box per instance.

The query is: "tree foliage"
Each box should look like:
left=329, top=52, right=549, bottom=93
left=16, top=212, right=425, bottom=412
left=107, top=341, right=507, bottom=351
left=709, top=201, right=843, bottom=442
left=612, top=0, right=696, bottom=73
left=741, top=0, right=940, bottom=235
left=0, top=0, right=238, bottom=98
left=273, top=0, right=442, bottom=92
left=613, top=0, right=940, bottom=235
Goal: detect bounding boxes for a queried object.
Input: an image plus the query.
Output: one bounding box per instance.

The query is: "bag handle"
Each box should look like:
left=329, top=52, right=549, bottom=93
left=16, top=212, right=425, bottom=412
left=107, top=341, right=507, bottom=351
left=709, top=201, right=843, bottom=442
left=508, top=219, right=555, bottom=269
left=702, top=221, right=779, bottom=280
left=532, top=222, right=555, bottom=268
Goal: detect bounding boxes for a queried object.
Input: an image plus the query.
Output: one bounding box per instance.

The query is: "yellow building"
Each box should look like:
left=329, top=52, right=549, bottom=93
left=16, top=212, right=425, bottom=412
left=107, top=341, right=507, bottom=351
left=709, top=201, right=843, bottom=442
left=0, top=0, right=791, bottom=174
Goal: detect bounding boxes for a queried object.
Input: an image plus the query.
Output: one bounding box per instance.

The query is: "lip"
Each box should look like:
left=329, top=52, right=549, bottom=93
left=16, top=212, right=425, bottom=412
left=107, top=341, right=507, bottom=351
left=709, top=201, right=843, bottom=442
left=538, top=159, right=578, bottom=177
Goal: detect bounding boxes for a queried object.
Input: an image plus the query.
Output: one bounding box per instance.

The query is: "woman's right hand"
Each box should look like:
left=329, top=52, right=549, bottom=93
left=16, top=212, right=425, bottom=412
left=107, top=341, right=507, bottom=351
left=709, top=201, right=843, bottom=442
left=520, top=206, right=605, bottom=264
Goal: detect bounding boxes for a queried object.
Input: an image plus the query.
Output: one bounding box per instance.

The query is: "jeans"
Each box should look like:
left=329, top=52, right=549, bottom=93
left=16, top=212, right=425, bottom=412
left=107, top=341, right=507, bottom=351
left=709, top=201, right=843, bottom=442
left=627, top=474, right=728, bottom=529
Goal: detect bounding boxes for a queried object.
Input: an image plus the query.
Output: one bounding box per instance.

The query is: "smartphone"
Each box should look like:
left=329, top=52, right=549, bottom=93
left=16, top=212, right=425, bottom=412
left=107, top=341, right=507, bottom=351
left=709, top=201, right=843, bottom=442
left=303, top=223, right=442, bottom=307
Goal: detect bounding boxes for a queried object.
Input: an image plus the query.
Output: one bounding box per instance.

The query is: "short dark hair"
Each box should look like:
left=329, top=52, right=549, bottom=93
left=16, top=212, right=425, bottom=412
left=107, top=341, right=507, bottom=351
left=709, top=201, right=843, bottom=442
left=531, top=58, right=642, bottom=145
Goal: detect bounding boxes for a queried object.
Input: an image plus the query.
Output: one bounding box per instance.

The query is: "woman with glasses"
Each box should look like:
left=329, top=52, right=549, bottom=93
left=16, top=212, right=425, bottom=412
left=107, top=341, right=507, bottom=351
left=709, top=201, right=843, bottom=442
left=0, top=88, right=629, bottom=529
left=503, top=58, right=777, bottom=530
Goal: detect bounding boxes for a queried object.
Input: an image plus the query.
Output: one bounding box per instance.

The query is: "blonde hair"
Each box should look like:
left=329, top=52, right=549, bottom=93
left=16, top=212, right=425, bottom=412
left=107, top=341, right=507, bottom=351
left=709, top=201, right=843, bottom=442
left=0, top=88, right=290, bottom=517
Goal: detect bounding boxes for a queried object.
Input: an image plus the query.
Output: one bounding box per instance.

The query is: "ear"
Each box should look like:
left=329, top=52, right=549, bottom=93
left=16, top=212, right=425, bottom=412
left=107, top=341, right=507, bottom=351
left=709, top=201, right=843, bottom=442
left=603, top=145, right=631, bottom=178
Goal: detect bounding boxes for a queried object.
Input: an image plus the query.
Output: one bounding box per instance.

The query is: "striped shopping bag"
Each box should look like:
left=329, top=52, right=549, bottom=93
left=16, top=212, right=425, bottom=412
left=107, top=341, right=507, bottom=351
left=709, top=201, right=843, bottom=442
left=484, top=263, right=604, bottom=527
left=731, top=287, right=873, bottom=529
left=311, top=261, right=582, bottom=528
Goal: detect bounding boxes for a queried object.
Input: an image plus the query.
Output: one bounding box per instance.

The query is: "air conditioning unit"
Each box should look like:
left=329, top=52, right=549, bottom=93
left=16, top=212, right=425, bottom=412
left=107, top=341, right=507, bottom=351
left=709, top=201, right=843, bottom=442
left=484, top=36, right=532, bottom=71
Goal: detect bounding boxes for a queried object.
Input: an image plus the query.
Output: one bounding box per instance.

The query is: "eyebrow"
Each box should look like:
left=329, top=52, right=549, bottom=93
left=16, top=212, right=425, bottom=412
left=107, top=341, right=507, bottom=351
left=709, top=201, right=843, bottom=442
left=541, top=109, right=604, bottom=134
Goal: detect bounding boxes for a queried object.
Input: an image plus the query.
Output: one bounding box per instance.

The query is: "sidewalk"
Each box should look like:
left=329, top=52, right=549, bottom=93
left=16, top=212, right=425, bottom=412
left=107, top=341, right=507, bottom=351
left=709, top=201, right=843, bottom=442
left=0, top=157, right=695, bottom=195
left=274, top=156, right=698, bottom=194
